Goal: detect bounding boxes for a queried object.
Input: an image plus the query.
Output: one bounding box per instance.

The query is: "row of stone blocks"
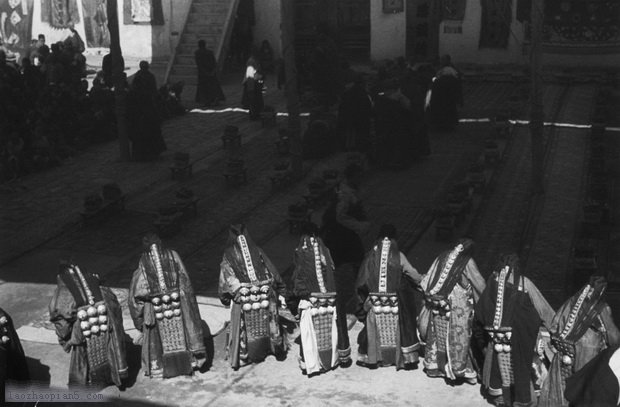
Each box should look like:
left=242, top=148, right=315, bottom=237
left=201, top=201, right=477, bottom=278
left=286, top=153, right=367, bottom=234
left=435, top=120, right=510, bottom=241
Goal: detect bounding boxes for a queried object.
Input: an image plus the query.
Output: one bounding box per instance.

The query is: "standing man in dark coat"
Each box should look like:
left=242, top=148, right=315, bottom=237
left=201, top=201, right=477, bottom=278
left=337, top=73, right=372, bottom=154
left=128, top=61, right=166, bottom=161
left=429, top=55, right=463, bottom=131
left=195, top=39, right=225, bottom=107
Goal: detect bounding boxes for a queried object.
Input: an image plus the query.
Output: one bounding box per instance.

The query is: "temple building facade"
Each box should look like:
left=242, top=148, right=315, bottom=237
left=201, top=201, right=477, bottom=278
left=2, top=0, right=618, bottom=69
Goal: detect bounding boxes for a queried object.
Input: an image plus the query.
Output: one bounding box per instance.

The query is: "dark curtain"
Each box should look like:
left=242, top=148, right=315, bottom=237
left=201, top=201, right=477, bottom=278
left=516, top=0, right=530, bottom=22
left=123, top=0, right=163, bottom=25
left=479, top=0, right=511, bottom=48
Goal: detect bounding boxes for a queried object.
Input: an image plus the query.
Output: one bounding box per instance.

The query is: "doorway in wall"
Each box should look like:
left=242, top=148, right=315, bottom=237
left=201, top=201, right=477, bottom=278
left=294, top=0, right=370, bottom=62
left=406, top=0, right=440, bottom=62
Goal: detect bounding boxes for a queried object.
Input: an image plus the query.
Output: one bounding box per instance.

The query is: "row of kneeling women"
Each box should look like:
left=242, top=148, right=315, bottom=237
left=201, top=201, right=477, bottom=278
left=1, top=225, right=619, bottom=407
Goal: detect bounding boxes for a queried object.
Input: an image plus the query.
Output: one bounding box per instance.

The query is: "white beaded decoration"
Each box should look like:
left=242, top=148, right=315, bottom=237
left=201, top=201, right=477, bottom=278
left=492, top=266, right=510, bottom=329
left=429, top=244, right=464, bottom=296
left=310, top=237, right=327, bottom=293
left=378, top=238, right=390, bottom=293
left=238, top=235, right=258, bottom=283
left=560, top=284, right=593, bottom=339
left=149, top=244, right=168, bottom=292
left=73, top=265, right=95, bottom=306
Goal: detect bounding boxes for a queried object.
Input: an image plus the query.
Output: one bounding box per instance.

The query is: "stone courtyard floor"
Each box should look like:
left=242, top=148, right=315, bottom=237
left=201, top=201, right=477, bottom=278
left=1, top=71, right=619, bottom=406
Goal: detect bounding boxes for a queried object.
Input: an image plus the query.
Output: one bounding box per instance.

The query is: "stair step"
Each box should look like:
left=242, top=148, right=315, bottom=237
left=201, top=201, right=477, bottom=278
left=179, top=34, right=221, bottom=49
left=175, top=54, right=196, bottom=65
left=185, top=24, right=224, bottom=34
left=177, top=42, right=218, bottom=54
left=187, top=12, right=227, bottom=23
left=171, top=65, right=197, bottom=76
left=191, top=3, right=230, bottom=14
left=169, top=74, right=197, bottom=86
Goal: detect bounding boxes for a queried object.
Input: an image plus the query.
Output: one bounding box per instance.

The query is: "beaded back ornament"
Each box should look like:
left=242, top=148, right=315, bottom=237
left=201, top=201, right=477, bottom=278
left=238, top=235, right=258, bottom=283
left=429, top=243, right=464, bottom=296
left=560, top=284, right=593, bottom=339
left=492, top=266, right=510, bottom=330
left=310, top=237, right=327, bottom=293
left=149, top=244, right=168, bottom=292
left=72, top=265, right=95, bottom=306
left=378, top=238, right=391, bottom=293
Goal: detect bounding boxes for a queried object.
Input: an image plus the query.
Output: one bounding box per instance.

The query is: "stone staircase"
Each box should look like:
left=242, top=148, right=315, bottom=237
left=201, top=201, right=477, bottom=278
left=166, top=0, right=239, bottom=101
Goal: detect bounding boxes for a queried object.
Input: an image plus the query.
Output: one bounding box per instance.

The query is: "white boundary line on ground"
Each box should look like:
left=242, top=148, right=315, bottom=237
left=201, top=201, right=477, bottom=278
left=186, top=109, right=620, bottom=131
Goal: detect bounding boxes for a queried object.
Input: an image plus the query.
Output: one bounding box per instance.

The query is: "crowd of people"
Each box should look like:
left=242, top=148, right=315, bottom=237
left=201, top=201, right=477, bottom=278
left=2, top=205, right=619, bottom=406
left=0, top=32, right=187, bottom=181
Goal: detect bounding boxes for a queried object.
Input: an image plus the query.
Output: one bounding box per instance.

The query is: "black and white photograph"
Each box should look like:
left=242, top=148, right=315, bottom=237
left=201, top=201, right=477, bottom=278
left=1, top=0, right=620, bottom=406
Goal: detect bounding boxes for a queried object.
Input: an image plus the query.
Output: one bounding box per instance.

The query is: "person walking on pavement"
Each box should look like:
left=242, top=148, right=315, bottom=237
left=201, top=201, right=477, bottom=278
left=291, top=223, right=352, bottom=376
left=218, top=224, right=289, bottom=369
left=195, top=39, right=225, bottom=107
left=538, top=275, right=620, bottom=407
left=355, top=224, right=423, bottom=369
left=0, top=307, right=30, bottom=402
left=49, top=261, right=128, bottom=388
left=128, top=233, right=207, bottom=379
left=419, top=238, right=486, bottom=384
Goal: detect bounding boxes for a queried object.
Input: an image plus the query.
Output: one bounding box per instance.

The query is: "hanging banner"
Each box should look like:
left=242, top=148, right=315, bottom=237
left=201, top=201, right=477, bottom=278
left=82, top=0, right=110, bottom=48
left=41, top=0, right=80, bottom=29
left=441, top=0, right=466, bottom=21
left=0, top=0, right=34, bottom=60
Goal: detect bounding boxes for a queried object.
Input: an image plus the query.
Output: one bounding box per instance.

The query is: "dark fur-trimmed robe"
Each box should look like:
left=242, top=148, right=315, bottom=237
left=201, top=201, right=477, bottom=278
left=49, top=269, right=127, bottom=388
left=355, top=238, right=420, bottom=368
left=129, top=248, right=206, bottom=378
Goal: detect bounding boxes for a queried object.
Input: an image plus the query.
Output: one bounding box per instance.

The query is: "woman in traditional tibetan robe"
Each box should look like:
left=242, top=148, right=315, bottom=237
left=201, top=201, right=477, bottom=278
left=129, top=234, right=206, bottom=379
left=475, top=254, right=555, bottom=407
left=49, top=262, right=127, bottom=388
left=292, top=226, right=351, bottom=375
left=419, top=238, right=486, bottom=383
left=538, top=276, right=620, bottom=407
left=0, top=307, right=30, bottom=401
left=219, top=224, right=287, bottom=369
left=355, top=225, right=422, bottom=369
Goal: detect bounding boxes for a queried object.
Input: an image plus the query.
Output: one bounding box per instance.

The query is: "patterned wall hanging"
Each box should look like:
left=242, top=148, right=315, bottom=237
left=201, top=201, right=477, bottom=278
left=123, top=0, right=163, bottom=25
left=0, top=0, right=34, bottom=52
left=41, top=0, right=80, bottom=29
left=82, top=0, right=110, bottom=48
left=543, top=0, right=620, bottom=45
